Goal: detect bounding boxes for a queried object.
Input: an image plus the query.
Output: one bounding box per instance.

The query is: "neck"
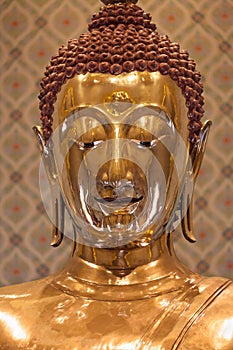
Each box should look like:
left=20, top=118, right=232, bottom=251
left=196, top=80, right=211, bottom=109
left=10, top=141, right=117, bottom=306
left=73, top=232, right=176, bottom=278
left=52, top=232, right=197, bottom=300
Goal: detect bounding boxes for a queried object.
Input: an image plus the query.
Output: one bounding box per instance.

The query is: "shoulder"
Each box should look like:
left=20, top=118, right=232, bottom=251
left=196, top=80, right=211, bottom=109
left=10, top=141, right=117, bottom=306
left=0, top=276, right=73, bottom=348
left=180, top=276, right=233, bottom=350
left=0, top=276, right=63, bottom=326
left=0, top=276, right=58, bottom=305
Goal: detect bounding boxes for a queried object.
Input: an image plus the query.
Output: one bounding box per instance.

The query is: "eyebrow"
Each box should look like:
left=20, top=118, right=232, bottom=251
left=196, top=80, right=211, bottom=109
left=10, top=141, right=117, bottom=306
left=126, top=105, right=171, bottom=124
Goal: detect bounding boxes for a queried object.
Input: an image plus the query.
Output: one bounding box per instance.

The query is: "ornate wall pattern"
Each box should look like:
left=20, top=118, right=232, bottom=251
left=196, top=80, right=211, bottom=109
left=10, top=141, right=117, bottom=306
left=0, top=0, right=232, bottom=286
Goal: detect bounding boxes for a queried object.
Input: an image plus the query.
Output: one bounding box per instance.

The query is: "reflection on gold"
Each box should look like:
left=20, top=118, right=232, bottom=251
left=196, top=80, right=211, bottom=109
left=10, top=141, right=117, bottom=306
left=0, top=27, right=232, bottom=349
left=52, top=71, right=189, bottom=251
left=213, top=317, right=233, bottom=346
left=104, top=340, right=140, bottom=350
left=18, top=65, right=231, bottom=349
left=62, top=86, right=76, bottom=116
left=0, top=312, right=28, bottom=341
left=55, top=72, right=188, bottom=143
left=220, top=317, right=233, bottom=341
left=0, top=293, right=30, bottom=299
left=55, top=315, right=69, bottom=324
left=104, top=91, right=134, bottom=116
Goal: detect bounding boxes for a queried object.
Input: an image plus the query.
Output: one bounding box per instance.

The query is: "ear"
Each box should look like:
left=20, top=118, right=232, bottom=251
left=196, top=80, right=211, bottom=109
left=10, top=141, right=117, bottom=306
left=33, top=126, right=57, bottom=185
left=33, top=126, right=64, bottom=247
left=190, top=120, right=212, bottom=182
left=181, top=120, right=212, bottom=242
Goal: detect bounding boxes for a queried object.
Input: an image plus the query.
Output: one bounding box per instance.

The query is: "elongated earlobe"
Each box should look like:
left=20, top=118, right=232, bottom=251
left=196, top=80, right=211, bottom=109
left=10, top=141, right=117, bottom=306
left=191, top=120, right=212, bottom=180
left=33, top=125, right=64, bottom=247
left=51, top=191, right=65, bottom=247
left=181, top=120, right=212, bottom=243
left=33, top=126, right=57, bottom=185
left=33, top=126, right=46, bottom=153
left=181, top=189, right=196, bottom=243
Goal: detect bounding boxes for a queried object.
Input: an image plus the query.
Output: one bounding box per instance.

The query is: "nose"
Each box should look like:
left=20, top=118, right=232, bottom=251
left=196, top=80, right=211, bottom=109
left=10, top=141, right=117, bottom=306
left=96, top=159, right=143, bottom=210
left=95, top=159, right=145, bottom=215
left=97, top=158, right=134, bottom=186
left=108, top=158, right=126, bottom=183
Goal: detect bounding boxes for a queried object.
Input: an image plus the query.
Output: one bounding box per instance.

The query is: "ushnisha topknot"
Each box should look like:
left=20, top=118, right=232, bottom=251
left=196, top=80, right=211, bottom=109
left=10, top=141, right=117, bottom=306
left=39, top=1, right=204, bottom=150
left=101, top=0, right=138, bottom=4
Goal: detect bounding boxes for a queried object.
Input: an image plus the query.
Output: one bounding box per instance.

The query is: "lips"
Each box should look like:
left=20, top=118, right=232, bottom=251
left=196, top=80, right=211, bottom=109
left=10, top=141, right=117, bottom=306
left=94, top=195, right=143, bottom=204
left=94, top=194, right=143, bottom=215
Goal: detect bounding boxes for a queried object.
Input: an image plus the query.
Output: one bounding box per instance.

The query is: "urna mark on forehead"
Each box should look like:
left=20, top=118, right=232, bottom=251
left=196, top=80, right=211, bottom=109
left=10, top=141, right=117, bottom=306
left=53, top=71, right=188, bottom=142
left=39, top=0, right=204, bottom=149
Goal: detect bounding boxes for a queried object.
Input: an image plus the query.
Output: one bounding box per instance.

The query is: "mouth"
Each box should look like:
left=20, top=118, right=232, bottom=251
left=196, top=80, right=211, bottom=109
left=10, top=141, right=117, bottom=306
left=94, top=195, right=143, bottom=205
left=94, top=195, right=143, bottom=215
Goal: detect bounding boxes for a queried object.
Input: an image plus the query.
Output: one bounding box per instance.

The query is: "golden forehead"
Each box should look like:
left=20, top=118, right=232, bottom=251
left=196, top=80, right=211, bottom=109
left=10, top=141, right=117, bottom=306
left=53, top=71, right=188, bottom=142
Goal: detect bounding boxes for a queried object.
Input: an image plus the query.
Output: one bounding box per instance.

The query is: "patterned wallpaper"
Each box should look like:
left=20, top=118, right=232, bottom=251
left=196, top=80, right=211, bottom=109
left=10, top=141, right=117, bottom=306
left=0, top=0, right=232, bottom=286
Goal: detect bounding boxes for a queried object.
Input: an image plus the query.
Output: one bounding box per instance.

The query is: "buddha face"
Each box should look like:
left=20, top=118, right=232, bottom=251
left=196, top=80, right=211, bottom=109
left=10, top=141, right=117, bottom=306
left=45, top=71, right=190, bottom=248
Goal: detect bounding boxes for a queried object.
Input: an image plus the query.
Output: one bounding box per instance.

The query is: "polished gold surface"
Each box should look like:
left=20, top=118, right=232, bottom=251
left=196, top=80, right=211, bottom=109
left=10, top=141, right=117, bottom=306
left=0, top=234, right=232, bottom=349
left=54, top=72, right=189, bottom=144
left=0, top=70, right=232, bottom=349
left=51, top=72, right=191, bottom=249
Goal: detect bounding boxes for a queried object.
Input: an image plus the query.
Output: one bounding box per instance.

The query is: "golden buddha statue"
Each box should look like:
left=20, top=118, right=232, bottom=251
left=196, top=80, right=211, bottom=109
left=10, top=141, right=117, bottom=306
left=0, top=0, right=232, bottom=349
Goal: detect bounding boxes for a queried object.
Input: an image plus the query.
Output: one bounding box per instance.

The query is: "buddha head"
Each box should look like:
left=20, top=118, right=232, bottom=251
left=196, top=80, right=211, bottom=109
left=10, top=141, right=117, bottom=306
left=34, top=0, right=211, bottom=249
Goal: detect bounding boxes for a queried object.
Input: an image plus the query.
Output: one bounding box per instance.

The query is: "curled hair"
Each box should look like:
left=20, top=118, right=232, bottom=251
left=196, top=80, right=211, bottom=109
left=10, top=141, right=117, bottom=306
left=39, top=2, right=204, bottom=149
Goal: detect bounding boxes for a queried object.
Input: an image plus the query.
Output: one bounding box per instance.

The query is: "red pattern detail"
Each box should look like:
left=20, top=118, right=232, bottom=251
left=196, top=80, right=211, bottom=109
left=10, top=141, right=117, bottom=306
left=63, top=19, right=70, bottom=26
left=168, top=15, right=175, bottom=22
left=223, top=136, right=231, bottom=144
left=221, top=13, right=229, bottom=20
left=224, top=199, right=232, bottom=207
left=195, top=45, right=202, bottom=52
left=13, top=81, right=20, bottom=89
left=199, top=231, right=206, bottom=239
left=12, top=205, right=20, bottom=212
left=38, top=50, right=45, bottom=57
left=199, top=168, right=204, bottom=176
left=11, top=20, right=19, bottom=27
left=222, top=74, right=230, bottom=82
left=12, top=144, right=20, bottom=151
left=39, top=236, right=47, bottom=243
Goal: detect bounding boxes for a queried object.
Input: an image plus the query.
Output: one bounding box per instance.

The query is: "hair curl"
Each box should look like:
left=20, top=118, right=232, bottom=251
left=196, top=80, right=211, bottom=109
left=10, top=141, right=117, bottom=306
left=39, top=2, right=204, bottom=150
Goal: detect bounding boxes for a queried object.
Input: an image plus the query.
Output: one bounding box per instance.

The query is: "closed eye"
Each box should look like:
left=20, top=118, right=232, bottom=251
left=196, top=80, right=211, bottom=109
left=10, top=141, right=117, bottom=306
left=74, top=140, right=103, bottom=150
left=131, top=139, right=158, bottom=149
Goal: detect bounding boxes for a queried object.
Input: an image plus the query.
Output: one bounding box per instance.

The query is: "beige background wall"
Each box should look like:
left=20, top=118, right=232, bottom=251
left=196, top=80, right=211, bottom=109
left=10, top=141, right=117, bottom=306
left=0, top=0, right=232, bottom=286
